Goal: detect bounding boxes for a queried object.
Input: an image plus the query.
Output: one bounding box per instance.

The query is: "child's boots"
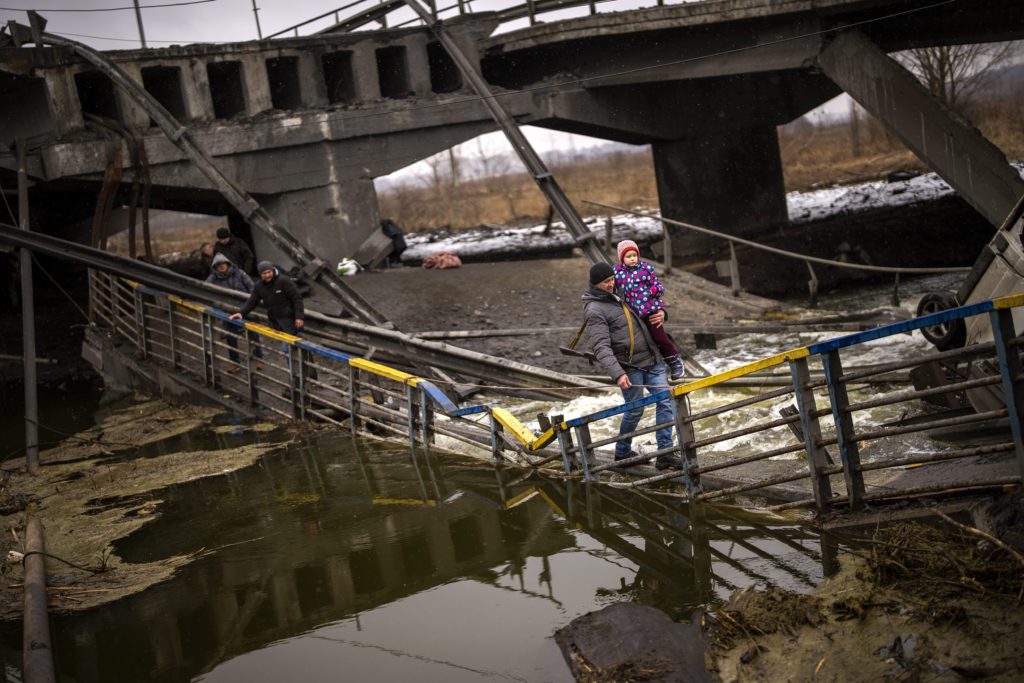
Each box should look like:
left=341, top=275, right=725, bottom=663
left=666, top=355, right=684, bottom=381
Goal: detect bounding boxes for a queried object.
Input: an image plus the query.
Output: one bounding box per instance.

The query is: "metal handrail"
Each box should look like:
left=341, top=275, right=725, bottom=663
left=587, top=200, right=972, bottom=276
left=89, top=273, right=1024, bottom=515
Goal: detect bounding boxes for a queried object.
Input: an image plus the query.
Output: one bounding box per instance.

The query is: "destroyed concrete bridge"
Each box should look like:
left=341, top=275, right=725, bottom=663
left=2, top=0, right=1023, bottom=269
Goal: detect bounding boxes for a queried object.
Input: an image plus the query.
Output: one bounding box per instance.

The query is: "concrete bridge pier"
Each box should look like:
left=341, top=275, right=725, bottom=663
left=652, top=125, right=787, bottom=257
left=255, top=179, right=381, bottom=273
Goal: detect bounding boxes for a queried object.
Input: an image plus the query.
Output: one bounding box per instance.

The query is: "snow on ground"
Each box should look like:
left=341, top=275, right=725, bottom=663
left=402, top=163, right=1024, bottom=263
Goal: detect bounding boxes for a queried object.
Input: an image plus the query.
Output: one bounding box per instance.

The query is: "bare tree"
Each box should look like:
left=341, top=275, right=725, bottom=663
left=896, top=41, right=1019, bottom=112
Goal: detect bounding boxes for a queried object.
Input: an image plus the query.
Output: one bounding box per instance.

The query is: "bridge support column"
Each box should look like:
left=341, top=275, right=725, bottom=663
left=240, top=54, right=273, bottom=115
left=817, top=30, right=1024, bottom=228
left=652, top=125, right=787, bottom=257
left=351, top=44, right=382, bottom=101
left=115, top=62, right=151, bottom=129
left=406, top=34, right=434, bottom=97
left=255, top=179, right=381, bottom=273
left=42, top=69, right=83, bottom=136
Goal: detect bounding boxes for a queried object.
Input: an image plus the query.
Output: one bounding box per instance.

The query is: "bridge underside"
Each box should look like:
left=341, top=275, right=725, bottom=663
left=482, top=0, right=1024, bottom=257
left=3, top=0, right=1023, bottom=271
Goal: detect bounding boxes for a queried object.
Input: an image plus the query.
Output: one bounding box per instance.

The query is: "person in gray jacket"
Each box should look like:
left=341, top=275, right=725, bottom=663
left=207, top=253, right=261, bottom=369
left=582, top=262, right=681, bottom=470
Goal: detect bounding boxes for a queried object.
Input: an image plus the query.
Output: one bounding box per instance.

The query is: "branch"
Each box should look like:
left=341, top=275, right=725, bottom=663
left=931, top=508, right=1024, bottom=570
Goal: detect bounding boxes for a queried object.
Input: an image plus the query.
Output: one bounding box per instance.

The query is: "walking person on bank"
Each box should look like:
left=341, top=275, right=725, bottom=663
left=582, top=262, right=681, bottom=470
left=614, top=240, right=684, bottom=380
left=206, top=253, right=261, bottom=371
left=213, top=226, right=255, bottom=275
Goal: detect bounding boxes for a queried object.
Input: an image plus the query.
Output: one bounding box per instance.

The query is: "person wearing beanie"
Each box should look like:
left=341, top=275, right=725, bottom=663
left=614, top=240, right=684, bottom=381
left=212, top=226, right=255, bottom=275
left=579, top=260, right=681, bottom=471
left=230, top=258, right=316, bottom=395
left=230, top=261, right=305, bottom=335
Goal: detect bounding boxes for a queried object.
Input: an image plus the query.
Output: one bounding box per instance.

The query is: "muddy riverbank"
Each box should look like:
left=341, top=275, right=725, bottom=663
left=0, top=397, right=299, bottom=619
left=706, top=494, right=1024, bottom=682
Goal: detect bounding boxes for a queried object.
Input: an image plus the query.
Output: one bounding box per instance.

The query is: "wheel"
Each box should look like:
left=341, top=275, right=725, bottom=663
left=916, top=291, right=966, bottom=350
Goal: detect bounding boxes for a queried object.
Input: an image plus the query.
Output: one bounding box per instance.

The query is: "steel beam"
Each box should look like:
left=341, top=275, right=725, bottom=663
left=0, top=222, right=599, bottom=394
left=401, top=0, right=609, bottom=266
left=817, top=30, right=1024, bottom=229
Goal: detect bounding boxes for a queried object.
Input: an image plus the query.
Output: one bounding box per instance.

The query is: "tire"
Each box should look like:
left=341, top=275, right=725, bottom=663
left=916, top=291, right=966, bottom=351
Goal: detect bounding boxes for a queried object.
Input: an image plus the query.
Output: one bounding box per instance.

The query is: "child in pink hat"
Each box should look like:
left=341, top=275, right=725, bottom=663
left=614, top=240, right=684, bottom=380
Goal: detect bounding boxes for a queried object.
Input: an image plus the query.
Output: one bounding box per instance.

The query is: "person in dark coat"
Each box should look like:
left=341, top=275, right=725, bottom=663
left=230, top=260, right=304, bottom=334
left=380, top=218, right=407, bottom=264
left=582, top=262, right=680, bottom=470
left=207, top=253, right=261, bottom=368
left=213, top=226, right=255, bottom=275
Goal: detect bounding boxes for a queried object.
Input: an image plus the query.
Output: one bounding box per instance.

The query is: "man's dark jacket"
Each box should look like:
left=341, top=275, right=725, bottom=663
left=239, top=270, right=304, bottom=333
left=581, top=285, right=660, bottom=381
left=213, top=237, right=255, bottom=275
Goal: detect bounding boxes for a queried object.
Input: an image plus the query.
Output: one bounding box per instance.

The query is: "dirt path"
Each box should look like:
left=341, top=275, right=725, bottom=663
left=338, top=257, right=783, bottom=375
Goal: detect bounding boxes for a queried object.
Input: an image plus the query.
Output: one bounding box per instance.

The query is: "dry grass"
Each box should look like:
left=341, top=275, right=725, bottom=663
left=106, top=217, right=224, bottom=259
left=381, top=93, right=1024, bottom=232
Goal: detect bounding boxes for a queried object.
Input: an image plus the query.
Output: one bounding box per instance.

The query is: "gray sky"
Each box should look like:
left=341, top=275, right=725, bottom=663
left=1, top=0, right=674, bottom=50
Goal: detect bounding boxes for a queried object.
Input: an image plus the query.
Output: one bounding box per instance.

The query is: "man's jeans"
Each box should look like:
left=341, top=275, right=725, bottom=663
left=615, top=362, right=675, bottom=458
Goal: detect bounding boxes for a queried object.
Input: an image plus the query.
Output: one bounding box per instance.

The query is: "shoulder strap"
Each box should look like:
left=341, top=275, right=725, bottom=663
left=568, top=302, right=635, bottom=362
left=621, top=303, right=635, bottom=362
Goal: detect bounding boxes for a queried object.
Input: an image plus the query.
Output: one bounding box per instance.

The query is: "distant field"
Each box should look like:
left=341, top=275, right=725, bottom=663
left=106, top=215, right=226, bottom=259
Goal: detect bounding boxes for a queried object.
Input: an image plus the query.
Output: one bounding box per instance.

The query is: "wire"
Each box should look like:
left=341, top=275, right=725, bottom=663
left=51, top=31, right=211, bottom=44
left=31, top=254, right=92, bottom=322
left=21, top=550, right=107, bottom=574
left=0, top=179, right=92, bottom=321
left=0, top=0, right=216, bottom=11
left=0, top=177, right=16, bottom=225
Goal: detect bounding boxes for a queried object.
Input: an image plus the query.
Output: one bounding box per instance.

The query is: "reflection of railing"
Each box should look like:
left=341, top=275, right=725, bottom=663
left=89, top=271, right=1024, bottom=514
left=535, top=482, right=834, bottom=602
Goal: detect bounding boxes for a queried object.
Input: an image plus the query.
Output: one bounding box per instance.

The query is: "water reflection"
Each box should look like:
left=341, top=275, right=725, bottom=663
left=2, top=434, right=840, bottom=682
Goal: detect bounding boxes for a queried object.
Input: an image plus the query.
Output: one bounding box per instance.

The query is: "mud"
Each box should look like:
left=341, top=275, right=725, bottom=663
left=343, top=257, right=781, bottom=374
left=0, top=397, right=289, bottom=619
left=706, top=505, right=1024, bottom=682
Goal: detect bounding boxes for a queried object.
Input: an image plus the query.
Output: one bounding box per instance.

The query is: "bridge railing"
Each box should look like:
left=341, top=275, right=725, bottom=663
left=87, top=271, right=1024, bottom=513
left=268, top=0, right=678, bottom=39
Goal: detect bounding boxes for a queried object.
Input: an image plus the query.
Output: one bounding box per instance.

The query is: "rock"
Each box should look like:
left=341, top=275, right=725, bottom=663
left=554, top=602, right=710, bottom=682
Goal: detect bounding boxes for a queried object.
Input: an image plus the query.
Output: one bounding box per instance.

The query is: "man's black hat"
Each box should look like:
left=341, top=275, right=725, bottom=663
left=216, top=227, right=231, bottom=239
left=589, top=262, right=615, bottom=285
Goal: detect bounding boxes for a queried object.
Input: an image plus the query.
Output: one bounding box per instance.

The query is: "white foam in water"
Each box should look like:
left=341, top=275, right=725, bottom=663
left=435, top=272, right=968, bottom=463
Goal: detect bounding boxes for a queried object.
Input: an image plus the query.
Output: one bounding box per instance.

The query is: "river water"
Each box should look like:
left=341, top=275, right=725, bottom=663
left=1, top=274, right=960, bottom=681
left=3, top=431, right=837, bottom=682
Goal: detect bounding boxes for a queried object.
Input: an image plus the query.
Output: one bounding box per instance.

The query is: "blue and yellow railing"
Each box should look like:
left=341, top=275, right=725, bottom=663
left=89, top=271, right=1024, bottom=513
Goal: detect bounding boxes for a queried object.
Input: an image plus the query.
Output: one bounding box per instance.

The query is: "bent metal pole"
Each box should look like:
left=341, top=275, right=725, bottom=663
left=23, top=516, right=56, bottom=683
left=401, top=0, right=610, bottom=266
left=16, top=138, right=38, bottom=475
